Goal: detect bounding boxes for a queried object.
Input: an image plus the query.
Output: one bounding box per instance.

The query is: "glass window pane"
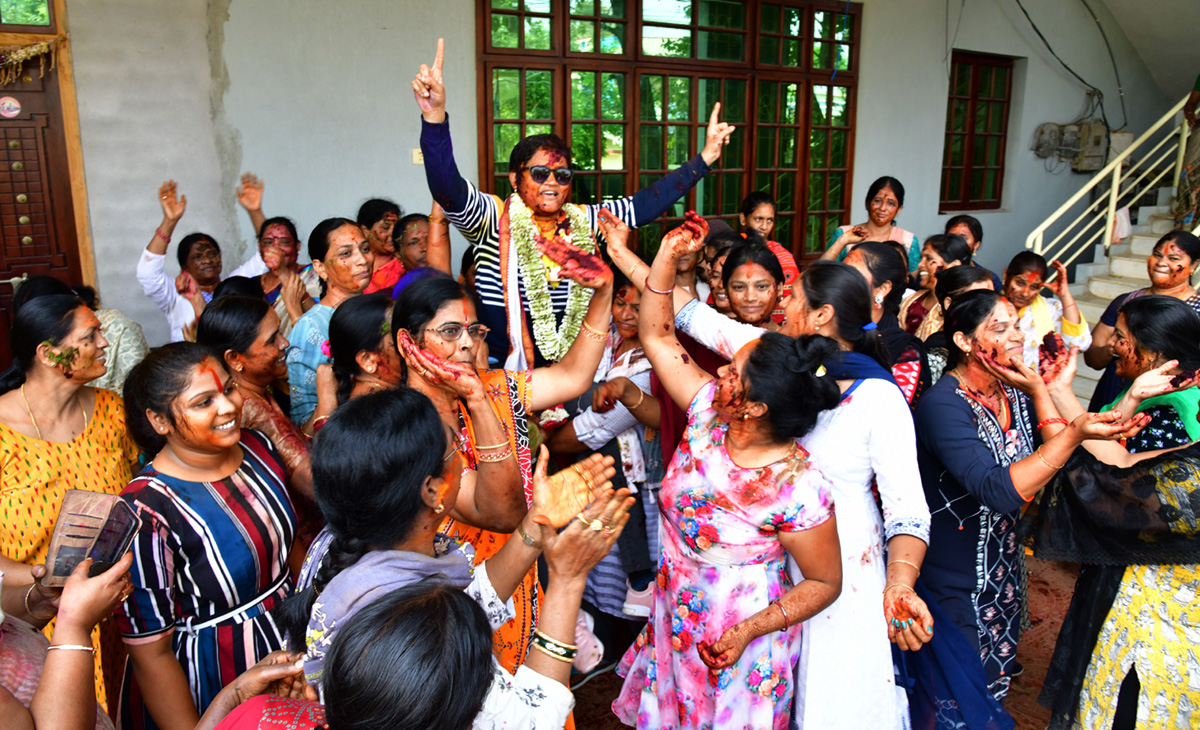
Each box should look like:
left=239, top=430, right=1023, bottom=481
left=987, top=136, right=1001, bottom=166
left=805, top=215, right=823, bottom=253
left=570, top=0, right=595, bottom=13
left=724, top=131, right=744, bottom=168
left=526, top=70, right=553, bottom=118
left=601, top=125, right=624, bottom=169
left=814, top=10, right=829, bottom=38
left=572, top=124, right=597, bottom=171
left=571, top=20, right=595, bottom=52
left=492, top=14, right=519, bottom=48
left=698, top=30, right=743, bottom=61
left=640, top=125, right=663, bottom=169
left=783, top=83, right=799, bottom=125
left=699, top=0, right=745, bottom=29
left=783, top=38, right=800, bottom=66
left=601, top=73, right=625, bottom=120
left=760, top=35, right=779, bottom=65
left=828, top=172, right=845, bottom=208
left=757, top=81, right=778, bottom=124
left=761, top=3, right=780, bottom=33
left=600, top=0, right=626, bottom=17
left=979, top=66, right=994, bottom=98
left=974, top=101, right=988, bottom=133
left=777, top=172, right=795, bottom=211
left=526, top=123, right=552, bottom=135
left=601, top=174, right=624, bottom=200
left=968, top=169, right=984, bottom=201
left=808, top=172, right=826, bottom=210
left=600, top=22, right=625, bottom=53
left=495, top=176, right=511, bottom=195
left=696, top=176, right=716, bottom=214
left=825, top=214, right=843, bottom=240
left=830, top=129, right=847, bottom=168
left=834, top=43, right=850, bottom=71
left=720, top=173, right=741, bottom=214
left=950, top=100, right=967, bottom=132
left=493, top=69, right=520, bottom=118
left=984, top=170, right=998, bottom=199
left=495, top=124, right=521, bottom=171
left=526, top=0, right=551, bottom=11
left=954, top=63, right=970, bottom=96
left=972, top=138, right=986, bottom=167
left=643, top=25, right=691, bottom=56
left=990, top=103, right=1005, bottom=133
left=525, top=16, right=551, bottom=49
left=775, top=217, right=792, bottom=247
left=785, top=7, right=802, bottom=35
left=723, top=79, right=747, bottom=124
left=572, top=174, right=597, bottom=204
left=831, top=86, right=849, bottom=126
left=572, top=71, right=596, bottom=118
left=812, top=86, right=828, bottom=125
left=995, top=66, right=1009, bottom=95
left=833, top=12, right=852, bottom=41
left=640, top=75, right=663, bottom=121
left=667, top=77, right=691, bottom=121
left=812, top=42, right=831, bottom=69
left=949, top=135, right=964, bottom=166
left=666, top=125, right=690, bottom=167
left=810, top=129, right=828, bottom=168
left=492, top=0, right=518, bottom=8
left=756, top=127, right=777, bottom=168
left=947, top=169, right=963, bottom=201
left=780, top=128, right=797, bottom=167
left=643, top=0, right=692, bottom=24
left=638, top=222, right=664, bottom=257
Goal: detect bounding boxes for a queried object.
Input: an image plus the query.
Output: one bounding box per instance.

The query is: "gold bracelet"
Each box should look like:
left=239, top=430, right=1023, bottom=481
left=887, top=559, right=921, bottom=577
left=882, top=582, right=913, bottom=595
left=516, top=522, right=543, bottom=549
left=773, top=600, right=790, bottom=632
left=579, top=321, right=607, bottom=342
left=46, top=644, right=94, bottom=653
left=1035, top=445, right=1065, bottom=470
left=626, top=262, right=641, bottom=279
left=475, top=446, right=513, bottom=463
left=628, top=388, right=645, bottom=410
left=531, top=641, right=575, bottom=663
left=474, top=440, right=510, bottom=450
left=24, top=583, right=54, bottom=621
left=534, top=628, right=578, bottom=651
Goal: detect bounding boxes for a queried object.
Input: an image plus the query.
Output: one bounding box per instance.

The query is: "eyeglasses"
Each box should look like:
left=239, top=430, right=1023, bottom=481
left=521, top=165, right=574, bottom=185
left=260, top=237, right=296, bottom=248
left=423, top=323, right=490, bottom=342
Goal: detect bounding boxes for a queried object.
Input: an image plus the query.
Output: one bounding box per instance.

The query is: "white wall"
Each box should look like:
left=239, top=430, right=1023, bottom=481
left=854, top=0, right=1171, bottom=274
left=70, top=0, right=478, bottom=346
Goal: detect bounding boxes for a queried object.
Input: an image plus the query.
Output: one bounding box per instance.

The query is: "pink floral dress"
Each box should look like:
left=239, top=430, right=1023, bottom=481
left=613, top=381, right=835, bottom=729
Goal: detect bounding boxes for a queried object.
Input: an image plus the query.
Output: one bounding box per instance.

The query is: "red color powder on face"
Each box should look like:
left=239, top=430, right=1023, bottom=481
left=201, top=366, right=222, bottom=392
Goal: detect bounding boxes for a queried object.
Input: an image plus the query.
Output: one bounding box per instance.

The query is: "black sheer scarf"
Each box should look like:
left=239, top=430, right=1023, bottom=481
left=1021, top=441, right=1200, bottom=728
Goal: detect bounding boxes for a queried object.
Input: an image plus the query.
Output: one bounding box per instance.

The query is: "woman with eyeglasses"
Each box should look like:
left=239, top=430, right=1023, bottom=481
left=250, top=217, right=315, bottom=337
left=820, top=176, right=921, bottom=273
left=390, top=265, right=613, bottom=674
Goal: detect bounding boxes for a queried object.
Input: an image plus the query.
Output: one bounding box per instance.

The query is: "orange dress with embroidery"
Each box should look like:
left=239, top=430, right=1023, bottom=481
left=0, top=388, right=142, bottom=714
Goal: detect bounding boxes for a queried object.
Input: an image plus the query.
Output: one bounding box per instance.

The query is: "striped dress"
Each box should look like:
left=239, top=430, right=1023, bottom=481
left=115, top=430, right=296, bottom=730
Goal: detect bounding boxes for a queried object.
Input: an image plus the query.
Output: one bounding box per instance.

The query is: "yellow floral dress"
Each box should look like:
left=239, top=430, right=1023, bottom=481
left=0, top=388, right=141, bottom=713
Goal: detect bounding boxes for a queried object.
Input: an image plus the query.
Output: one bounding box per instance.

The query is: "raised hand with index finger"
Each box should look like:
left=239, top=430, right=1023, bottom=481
left=412, top=38, right=447, bottom=123
left=700, top=102, right=735, bottom=165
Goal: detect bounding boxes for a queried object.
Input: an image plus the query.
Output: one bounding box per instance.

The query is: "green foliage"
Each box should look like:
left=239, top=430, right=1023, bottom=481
left=1, top=0, right=49, bottom=25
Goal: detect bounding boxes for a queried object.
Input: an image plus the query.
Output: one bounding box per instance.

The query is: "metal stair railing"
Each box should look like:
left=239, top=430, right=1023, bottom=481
left=1026, top=94, right=1193, bottom=266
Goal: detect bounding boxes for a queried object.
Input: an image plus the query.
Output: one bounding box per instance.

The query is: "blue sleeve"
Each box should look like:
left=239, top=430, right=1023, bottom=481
left=1100, top=292, right=1131, bottom=327
left=907, top=235, right=921, bottom=272
left=915, top=384, right=1026, bottom=514
left=420, top=117, right=472, bottom=213
left=596, top=156, right=711, bottom=227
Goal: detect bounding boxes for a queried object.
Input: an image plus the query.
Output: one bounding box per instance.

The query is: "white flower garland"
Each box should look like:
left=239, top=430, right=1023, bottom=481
left=508, top=196, right=596, bottom=361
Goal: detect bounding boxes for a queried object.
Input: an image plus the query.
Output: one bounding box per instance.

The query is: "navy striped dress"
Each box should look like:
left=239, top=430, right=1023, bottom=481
left=115, top=430, right=296, bottom=730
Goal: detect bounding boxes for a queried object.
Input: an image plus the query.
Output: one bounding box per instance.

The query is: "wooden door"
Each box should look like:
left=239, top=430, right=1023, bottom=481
left=0, top=62, right=82, bottom=367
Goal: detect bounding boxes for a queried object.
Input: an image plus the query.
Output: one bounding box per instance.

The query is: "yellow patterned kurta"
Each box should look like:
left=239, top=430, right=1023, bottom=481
left=0, top=388, right=141, bottom=713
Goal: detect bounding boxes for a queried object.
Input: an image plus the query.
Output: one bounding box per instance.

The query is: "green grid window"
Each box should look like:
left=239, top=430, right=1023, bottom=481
left=812, top=9, right=852, bottom=71
left=491, top=68, right=556, bottom=193
left=570, top=70, right=629, bottom=204
left=758, top=4, right=803, bottom=67
left=490, top=0, right=554, bottom=51
left=641, top=0, right=747, bottom=62
left=752, top=80, right=802, bottom=246
left=940, top=51, right=1012, bottom=211
left=568, top=0, right=628, bottom=53
left=805, top=84, right=850, bottom=254
left=0, top=0, right=50, bottom=26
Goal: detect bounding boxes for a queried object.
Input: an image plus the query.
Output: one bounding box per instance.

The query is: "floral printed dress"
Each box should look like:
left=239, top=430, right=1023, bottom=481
left=613, top=381, right=835, bottom=730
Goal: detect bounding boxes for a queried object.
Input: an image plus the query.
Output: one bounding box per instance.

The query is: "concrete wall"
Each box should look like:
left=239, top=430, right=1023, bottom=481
left=854, top=0, right=1171, bottom=275
left=69, top=0, right=1170, bottom=344
left=71, top=0, right=478, bottom=345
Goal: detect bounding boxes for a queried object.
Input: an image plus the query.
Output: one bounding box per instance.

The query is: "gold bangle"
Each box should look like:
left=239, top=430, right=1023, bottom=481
left=883, top=582, right=913, bottom=595
left=428, top=216, right=448, bottom=224
left=534, top=628, right=578, bottom=651
left=475, top=446, right=513, bottom=463
left=516, top=522, right=543, bottom=549
left=579, top=321, right=607, bottom=342
left=24, top=583, right=54, bottom=621
left=531, top=641, right=575, bottom=663
left=626, top=262, right=640, bottom=279
left=887, top=559, right=921, bottom=577
left=474, top=440, right=510, bottom=450
left=46, top=644, right=94, bottom=653
left=773, top=600, right=790, bottom=632
left=1035, top=445, right=1065, bottom=470
left=629, top=388, right=645, bottom=410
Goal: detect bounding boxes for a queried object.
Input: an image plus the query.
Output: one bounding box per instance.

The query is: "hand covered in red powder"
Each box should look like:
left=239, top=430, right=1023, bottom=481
left=659, top=211, right=709, bottom=262
left=533, top=233, right=613, bottom=290
left=1073, top=409, right=1152, bottom=442
left=883, top=584, right=933, bottom=651
left=1037, top=333, right=1074, bottom=386
left=397, top=329, right=484, bottom=401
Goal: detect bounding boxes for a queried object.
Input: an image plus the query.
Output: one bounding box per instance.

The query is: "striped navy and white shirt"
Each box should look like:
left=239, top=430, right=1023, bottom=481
left=421, top=118, right=712, bottom=366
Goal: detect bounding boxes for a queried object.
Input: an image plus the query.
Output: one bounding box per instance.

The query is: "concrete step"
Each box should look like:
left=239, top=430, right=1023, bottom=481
left=1157, top=186, right=1177, bottom=207
left=1148, top=213, right=1176, bottom=235
left=1109, top=254, right=1151, bottom=280
left=1139, top=204, right=1170, bottom=218
left=1130, top=233, right=1159, bottom=256
left=1087, top=274, right=1144, bottom=301
left=1074, top=292, right=1110, bottom=325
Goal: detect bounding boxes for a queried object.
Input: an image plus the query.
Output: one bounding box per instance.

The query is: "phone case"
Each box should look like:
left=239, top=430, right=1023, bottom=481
left=41, top=490, right=141, bottom=588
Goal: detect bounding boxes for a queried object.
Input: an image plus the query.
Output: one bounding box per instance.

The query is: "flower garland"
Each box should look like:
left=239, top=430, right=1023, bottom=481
left=508, top=196, right=596, bottom=362
left=0, top=37, right=64, bottom=86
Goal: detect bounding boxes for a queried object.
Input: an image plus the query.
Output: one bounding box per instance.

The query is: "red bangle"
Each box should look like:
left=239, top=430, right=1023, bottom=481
left=1037, top=417, right=1068, bottom=431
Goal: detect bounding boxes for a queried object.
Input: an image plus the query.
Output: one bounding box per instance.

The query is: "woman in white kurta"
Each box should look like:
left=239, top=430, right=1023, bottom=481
left=673, top=261, right=932, bottom=730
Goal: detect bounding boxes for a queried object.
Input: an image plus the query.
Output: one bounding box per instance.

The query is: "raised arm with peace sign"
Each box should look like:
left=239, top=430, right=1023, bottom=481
left=412, top=37, right=447, bottom=124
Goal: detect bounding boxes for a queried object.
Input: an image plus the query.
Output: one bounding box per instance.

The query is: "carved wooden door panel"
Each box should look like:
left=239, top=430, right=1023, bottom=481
left=0, top=64, right=81, bottom=366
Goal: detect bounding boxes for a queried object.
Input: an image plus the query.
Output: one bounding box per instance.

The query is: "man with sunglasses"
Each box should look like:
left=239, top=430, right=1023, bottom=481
left=413, top=38, right=734, bottom=369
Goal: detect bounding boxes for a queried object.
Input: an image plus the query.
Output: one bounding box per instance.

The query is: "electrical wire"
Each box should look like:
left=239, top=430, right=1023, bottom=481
left=1077, top=0, right=1128, bottom=130
left=944, top=0, right=967, bottom=80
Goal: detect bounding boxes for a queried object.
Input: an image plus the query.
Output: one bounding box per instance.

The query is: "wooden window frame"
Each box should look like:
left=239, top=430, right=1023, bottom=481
left=939, top=50, right=1013, bottom=213
left=477, top=0, right=862, bottom=260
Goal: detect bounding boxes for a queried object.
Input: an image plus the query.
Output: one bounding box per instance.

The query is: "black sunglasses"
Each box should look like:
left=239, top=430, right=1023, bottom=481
left=521, top=165, right=574, bottom=185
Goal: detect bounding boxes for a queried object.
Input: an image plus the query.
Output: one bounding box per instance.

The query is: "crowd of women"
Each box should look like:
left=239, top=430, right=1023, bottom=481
left=2, top=37, right=1200, bottom=730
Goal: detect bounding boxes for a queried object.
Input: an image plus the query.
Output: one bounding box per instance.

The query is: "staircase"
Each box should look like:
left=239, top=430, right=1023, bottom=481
left=1067, top=186, right=1179, bottom=401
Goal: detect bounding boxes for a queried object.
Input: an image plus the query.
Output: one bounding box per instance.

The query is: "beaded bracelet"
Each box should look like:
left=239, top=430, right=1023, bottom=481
left=1036, top=417, right=1068, bottom=431
left=475, top=446, right=513, bottom=463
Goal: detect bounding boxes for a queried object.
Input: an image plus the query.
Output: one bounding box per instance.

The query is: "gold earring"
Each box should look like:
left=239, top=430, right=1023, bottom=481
left=433, top=501, right=444, bottom=514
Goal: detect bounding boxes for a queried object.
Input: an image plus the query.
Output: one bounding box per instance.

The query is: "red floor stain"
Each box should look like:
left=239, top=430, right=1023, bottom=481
left=573, top=557, right=1077, bottom=729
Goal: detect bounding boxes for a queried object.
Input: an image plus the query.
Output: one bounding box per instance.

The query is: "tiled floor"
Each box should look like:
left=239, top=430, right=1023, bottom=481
left=573, top=557, right=1077, bottom=729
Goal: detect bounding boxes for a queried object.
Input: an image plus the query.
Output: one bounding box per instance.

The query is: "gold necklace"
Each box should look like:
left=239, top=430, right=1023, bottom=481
left=21, top=384, right=87, bottom=441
